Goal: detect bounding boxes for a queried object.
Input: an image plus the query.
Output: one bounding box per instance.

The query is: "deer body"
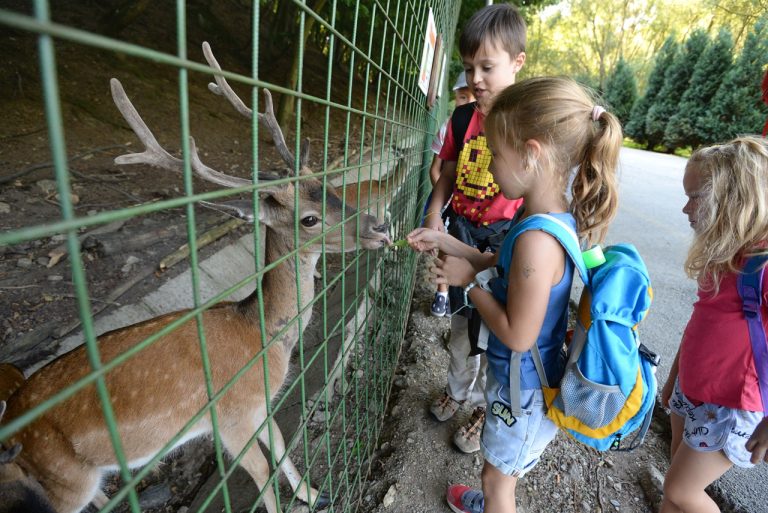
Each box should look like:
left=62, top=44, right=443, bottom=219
left=0, top=42, right=390, bottom=513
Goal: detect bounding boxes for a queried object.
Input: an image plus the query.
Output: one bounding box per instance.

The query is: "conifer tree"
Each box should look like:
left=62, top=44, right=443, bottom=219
left=700, top=16, right=768, bottom=142
left=625, top=36, right=678, bottom=147
left=664, top=28, right=733, bottom=150
left=603, top=57, right=637, bottom=127
left=645, top=29, right=708, bottom=151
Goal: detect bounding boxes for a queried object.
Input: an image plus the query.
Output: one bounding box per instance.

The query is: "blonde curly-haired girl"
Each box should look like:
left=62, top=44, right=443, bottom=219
left=662, top=136, right=768, bottom=513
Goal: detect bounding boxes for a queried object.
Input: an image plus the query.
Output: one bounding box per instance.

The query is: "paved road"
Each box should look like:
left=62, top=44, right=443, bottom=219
left=611, top=147, right=766, bottom=513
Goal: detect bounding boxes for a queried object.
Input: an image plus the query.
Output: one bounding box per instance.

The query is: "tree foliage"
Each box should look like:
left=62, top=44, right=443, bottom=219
left=603, top=57, right=637, bottom=126
left=663, top=27, right=733, bottom=149
left=699, top=15, right=768, bottom=141
left=644, top=29, right=708, bottom=151
left=623, top=36, right=677, bottom=145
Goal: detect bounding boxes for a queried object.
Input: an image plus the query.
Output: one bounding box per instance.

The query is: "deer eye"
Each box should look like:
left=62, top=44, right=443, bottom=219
left=301, top=215, right=319, bottom=227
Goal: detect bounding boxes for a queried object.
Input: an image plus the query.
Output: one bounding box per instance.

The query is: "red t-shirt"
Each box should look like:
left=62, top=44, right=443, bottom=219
left=438, top=107, right=522, bottom=226
left=678, top=270, right=766, bottom=411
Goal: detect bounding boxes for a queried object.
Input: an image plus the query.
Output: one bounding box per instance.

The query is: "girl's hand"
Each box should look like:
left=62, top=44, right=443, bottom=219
left=746, top=418, right=768, bottom=464
left=660, top=378, right=675, bottom=412
left=432, top=255, right=476, bottom=288
left=407, top=227, right=445, bottom=253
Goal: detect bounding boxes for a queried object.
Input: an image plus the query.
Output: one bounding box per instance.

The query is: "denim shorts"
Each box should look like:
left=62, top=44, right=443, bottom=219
left=669, top=377, right=762, bottom=468
left=481, top=370, right=558, bottom=477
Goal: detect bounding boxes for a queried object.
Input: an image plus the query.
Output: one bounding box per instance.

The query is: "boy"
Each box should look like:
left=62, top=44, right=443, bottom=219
left=424, top=3, right=525, bottom=455
left=429, top=71, right=475, bottom=317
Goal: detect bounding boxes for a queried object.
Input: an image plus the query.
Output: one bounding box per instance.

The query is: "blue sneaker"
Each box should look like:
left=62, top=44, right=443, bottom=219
left=446, top=484, right=483, bottom=513
left=431, top=293, right=449, bottom=317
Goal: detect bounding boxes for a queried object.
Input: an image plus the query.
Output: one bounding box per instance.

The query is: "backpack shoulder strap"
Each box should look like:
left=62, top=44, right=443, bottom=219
left=499, top=214, right=586, bottom=415
left=737, top=255, right=768, bottom=416
left=501, top=213, right=588, bottom=284
left=451, top=101, right=476, bottom=155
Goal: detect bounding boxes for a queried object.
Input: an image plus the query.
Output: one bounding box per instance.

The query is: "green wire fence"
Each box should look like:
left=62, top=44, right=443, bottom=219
left=0, top=1, right=460, bottom=513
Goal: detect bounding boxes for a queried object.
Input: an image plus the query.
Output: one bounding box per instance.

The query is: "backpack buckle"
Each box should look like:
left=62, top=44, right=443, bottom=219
left=741, top=285, right=760, bottom=318
left=638, top=344, right=660, bottom=366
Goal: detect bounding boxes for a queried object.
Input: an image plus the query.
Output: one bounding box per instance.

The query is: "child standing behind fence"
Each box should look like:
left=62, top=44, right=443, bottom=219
left=661, top=136, right=768, bottom=513
left=428, top=71, right=475, bottom=318
left=422, top=3, right=526, bottom=455
left=407, top=76, right=621, bottom=513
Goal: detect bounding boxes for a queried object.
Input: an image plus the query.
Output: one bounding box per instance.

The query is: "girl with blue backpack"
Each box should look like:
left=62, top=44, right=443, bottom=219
left=406, top=76, right=622, bottom=513
left=661, top=136, right=768, bottom=513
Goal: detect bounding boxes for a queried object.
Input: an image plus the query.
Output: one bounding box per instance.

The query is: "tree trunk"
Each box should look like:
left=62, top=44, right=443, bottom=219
left=277, top=0, right=328, bottom=130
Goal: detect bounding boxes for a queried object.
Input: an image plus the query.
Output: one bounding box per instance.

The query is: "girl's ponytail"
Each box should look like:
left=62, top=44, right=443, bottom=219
left=572, top=108, right=621, bottom=247
left=486, top=77, right=623, bottom=248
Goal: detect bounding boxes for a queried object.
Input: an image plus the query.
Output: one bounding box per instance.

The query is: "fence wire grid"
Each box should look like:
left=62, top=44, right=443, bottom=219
left=0, top=1, right=461, bottom=513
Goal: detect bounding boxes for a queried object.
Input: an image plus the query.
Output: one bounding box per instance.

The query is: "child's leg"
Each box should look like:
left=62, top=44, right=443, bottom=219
left=445, top=315, right=482, bottom=403
left=669, top=411, right=684, bottom=459
left=660, top=443, right=732, bottom=513
left=481, top=462, right=518, bottom=513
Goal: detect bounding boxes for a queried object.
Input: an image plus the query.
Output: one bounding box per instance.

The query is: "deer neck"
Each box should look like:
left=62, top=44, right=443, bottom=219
left=240, top=227, right=319, bottom=353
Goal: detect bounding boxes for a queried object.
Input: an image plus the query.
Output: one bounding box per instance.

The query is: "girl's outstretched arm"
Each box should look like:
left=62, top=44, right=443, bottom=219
left=441, top=230, right=564, bottom=353
left=406, top=228, right=496, bottom=271
left=747, top=418, right=768, bottom=464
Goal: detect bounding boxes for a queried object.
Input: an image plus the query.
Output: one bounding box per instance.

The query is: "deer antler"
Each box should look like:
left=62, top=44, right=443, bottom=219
left=202, top=41, right=303, bottom=172
left=110, top=78, right=252, bottom=189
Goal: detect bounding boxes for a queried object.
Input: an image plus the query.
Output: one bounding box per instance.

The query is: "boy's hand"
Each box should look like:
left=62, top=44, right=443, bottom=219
left=423, top=211, right=445, bottom=233
left=746, top=418, right=768, bottom=464
left=406, top=227, right=445, bottom=253
left=432, top=255, right=475, bottom=288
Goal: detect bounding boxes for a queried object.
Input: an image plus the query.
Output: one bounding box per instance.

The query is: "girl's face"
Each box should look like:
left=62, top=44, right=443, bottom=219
left=488, top=138, right=527, bottom=200
left=682, top=162, right=705, bottom=231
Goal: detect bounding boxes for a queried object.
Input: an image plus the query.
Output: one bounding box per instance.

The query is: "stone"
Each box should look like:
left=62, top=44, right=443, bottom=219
left=382, top=484, right=397, bottom=507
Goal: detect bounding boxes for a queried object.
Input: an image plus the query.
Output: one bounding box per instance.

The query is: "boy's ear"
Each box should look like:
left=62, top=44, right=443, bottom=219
left=513, top=52, right=526, bottom=73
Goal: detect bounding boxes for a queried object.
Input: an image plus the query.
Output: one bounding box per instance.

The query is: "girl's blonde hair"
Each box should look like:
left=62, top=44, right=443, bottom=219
left=684, top=136, right=768, bottom=291
left=485, top=76, right=621, bottom=247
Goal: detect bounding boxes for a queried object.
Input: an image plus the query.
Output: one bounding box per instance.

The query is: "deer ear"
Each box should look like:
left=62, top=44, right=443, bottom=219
left=299, top=138, right=312, bottom=176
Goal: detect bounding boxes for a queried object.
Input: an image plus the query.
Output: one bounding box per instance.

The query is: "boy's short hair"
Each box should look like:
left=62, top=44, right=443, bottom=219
left=459, top=4, right=526, bottom=59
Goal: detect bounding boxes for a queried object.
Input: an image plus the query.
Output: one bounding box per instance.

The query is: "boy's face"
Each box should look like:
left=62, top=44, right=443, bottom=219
left=463, top=39, right=525, bottom=111
left=454, top=87, right=474, bottom=107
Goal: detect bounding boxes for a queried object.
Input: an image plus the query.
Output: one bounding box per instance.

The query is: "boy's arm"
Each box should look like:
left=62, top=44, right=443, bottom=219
left=424, top=160, right=457, bottom=231
left=429, top=154, right=443, bottom=186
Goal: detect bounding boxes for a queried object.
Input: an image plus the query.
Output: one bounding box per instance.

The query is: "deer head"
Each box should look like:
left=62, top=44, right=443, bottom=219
left=109, top=60, right=390, bottom=255
left=0, top=402, right=56, bottom=513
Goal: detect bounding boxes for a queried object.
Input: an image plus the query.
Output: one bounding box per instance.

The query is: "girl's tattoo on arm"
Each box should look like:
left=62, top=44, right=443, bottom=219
left=523, top=264, right=535, bottom=279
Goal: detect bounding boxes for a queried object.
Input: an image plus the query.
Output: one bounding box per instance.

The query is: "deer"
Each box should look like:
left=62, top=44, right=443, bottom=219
left=0, top=58, right=390, bottom=513
left=201, top=42, right=406, bottom=397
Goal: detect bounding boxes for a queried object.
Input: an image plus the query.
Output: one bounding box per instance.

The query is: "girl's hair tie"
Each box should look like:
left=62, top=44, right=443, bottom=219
left=591, top=105, right=606, bottom=122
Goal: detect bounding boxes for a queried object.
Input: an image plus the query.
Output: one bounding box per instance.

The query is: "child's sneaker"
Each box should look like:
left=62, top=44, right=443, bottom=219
left=431, top=292, right=449, bottom=317
left=446, top=484, right=484, bottom=513
left=453, top=406, right=485, bottom=453
left=429, top=391, right=463, bottom=421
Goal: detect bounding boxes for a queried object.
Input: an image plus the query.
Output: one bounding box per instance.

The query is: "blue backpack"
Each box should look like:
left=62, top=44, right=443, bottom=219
left=504, top=214, right=659, bottom=451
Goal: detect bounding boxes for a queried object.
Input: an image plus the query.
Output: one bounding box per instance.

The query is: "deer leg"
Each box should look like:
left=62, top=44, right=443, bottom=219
left=219, top=420, right=280, bottom=513
left=38, top=465, right=102, bottom=513
left=255, top=418, right=329, bottom=508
